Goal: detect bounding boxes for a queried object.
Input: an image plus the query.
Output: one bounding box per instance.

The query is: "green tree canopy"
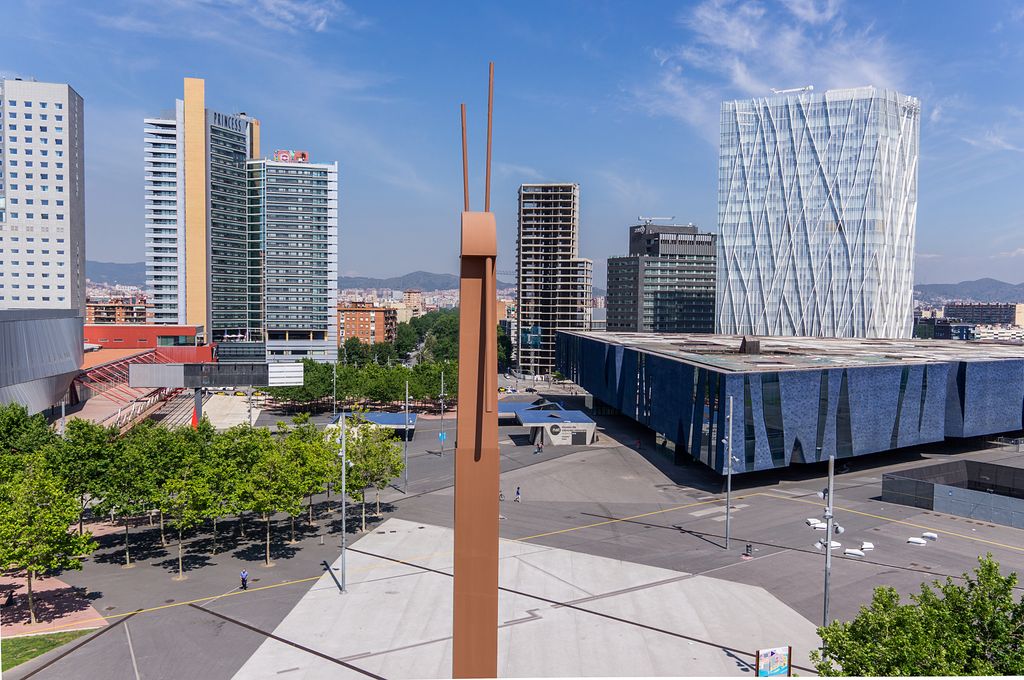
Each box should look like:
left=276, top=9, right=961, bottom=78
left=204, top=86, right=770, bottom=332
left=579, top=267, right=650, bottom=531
left=813, top=554, right=1024, bottom=676
left=94, top=422, right=159, bottom=565
left=49, top=418, right=118, bottom=534
left=0, top=403, right=57, bottom=481
left=162, top=425, right=215, bottom=580
left=395, top=321, right=419, bottom=358
left=242, top=429, right=303, bottom=565
left=0, top=450, right=97, bottom=624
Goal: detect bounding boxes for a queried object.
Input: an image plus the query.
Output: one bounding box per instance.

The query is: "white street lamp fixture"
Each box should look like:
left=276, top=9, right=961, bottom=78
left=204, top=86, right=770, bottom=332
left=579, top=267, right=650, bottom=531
left=805, top=518, right=821, bottom=526
left=860, top=541, right=874, bottom=551
left=844, top=548, right=865, bottom=557
left=907, top=536, right=927, bottom=545
left=922, top=532, right=938, bottom=541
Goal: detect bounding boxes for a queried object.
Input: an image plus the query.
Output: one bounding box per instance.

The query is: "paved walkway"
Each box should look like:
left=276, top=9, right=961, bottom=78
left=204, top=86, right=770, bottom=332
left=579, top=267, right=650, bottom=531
left=232, top=518, right=820, bottom=678
left=1, top=573, right=106, bottom=637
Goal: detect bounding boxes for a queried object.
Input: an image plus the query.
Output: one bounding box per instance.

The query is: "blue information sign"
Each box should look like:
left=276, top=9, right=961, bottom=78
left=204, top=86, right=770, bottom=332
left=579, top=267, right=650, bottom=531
left=438, top=431, right=447, bottom=442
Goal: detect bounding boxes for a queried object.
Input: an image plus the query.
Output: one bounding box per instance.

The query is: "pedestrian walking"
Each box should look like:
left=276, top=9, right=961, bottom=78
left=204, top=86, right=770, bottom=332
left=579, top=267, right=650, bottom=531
left=240, top=569, right=249, bottom=591
left=514, top=486, right=521, bottom=503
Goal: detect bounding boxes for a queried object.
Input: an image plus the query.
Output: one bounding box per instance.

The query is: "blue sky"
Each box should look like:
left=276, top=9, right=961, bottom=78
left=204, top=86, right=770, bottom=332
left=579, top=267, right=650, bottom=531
left=3, top=0, right=1023, bottom=287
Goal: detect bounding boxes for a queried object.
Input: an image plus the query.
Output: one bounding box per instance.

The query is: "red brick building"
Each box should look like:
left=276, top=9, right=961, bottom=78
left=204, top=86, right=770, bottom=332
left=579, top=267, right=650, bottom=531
left=338, top=302, right=398, bottom=345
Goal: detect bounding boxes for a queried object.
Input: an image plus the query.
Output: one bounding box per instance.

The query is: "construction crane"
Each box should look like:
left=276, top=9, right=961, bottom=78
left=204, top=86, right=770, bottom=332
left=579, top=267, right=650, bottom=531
left=637, top=216, right=676, bottom=226
left=770, top=85, right=814, bottom=95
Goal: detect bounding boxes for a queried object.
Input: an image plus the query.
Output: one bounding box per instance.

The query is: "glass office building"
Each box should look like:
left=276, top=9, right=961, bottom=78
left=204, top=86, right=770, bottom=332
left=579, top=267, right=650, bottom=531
left=717, top=87, right=920, bottom=339
left=248, top=158, right=338, bottom=363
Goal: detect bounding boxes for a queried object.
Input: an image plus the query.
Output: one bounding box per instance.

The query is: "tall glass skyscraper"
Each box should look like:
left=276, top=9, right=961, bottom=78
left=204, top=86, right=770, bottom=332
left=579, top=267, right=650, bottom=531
left=717, top=87, right=920, bottom=339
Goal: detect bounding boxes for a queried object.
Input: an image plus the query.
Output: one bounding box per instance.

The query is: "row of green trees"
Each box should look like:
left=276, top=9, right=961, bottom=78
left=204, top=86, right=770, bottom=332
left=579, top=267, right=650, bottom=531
left=267, top=358, right=458, bottom=406
left=0, top=403, right=403, bottom=624
left=270, top=306, right=516, bottom=407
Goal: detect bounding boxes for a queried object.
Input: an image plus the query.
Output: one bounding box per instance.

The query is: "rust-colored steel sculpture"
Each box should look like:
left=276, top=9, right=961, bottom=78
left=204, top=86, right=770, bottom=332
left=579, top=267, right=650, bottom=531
left=452, top=63, right=500, bottom=679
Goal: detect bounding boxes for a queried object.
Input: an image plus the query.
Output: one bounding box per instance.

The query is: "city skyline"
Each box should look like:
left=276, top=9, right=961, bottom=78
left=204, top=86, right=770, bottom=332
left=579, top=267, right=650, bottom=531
left=2, top=1, right=1023, bottom=289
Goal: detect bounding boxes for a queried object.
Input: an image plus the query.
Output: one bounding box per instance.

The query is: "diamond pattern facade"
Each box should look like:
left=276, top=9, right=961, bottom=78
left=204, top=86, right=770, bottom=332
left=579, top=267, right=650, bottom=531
left=717, top=87, right=920, bottom=338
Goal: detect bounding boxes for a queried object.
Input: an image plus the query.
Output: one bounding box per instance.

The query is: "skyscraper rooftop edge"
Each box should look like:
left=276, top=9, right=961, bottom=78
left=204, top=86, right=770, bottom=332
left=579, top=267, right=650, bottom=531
left=560, top=330, right=1024, bottom=374
left=722, top=85, right=920, bottom=107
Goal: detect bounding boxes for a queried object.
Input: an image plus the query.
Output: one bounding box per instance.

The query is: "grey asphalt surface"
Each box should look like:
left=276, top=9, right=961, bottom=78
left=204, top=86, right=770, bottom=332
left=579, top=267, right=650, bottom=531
left=9, top=380, right=1024, bottom=679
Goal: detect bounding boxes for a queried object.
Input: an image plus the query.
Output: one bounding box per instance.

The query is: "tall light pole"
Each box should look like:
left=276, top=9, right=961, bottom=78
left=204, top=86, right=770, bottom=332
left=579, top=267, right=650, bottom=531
left=333, top=356, right=338, bottom=418
left=822, top=453, right=836, bottom=628
left=404, top=380, right=410, bottom=493
left=337, top=412, right=349, bottom=593
left=439, top=370, right=446, bottom=455
left=724, top=395, right=733, bottom=550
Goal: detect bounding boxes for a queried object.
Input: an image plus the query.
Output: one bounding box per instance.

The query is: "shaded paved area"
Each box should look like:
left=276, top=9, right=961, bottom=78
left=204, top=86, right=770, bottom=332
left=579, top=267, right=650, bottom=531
left=0, top=573, right=106, bottom=636
left=233, top=519, right=820, bottom=678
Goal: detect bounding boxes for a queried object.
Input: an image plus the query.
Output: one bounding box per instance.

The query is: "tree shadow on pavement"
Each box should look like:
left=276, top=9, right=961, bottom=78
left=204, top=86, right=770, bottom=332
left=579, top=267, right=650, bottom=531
left=152, top=552, right=216, bottom=575
left=231, top=539, right=300, bottom=564
left=91, top=528, right=169, bottom=565
left=0, top=583, right=102, bottom=626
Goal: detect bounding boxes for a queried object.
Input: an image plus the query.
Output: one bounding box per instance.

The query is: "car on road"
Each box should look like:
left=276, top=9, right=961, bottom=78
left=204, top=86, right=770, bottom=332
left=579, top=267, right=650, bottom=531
left=525, top=387, right=537, bottom=393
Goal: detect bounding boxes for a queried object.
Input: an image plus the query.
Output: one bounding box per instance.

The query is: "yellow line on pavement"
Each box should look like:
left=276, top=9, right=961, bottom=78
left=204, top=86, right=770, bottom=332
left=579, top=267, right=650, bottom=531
left=10, top=543, right=462, bottom=639
left=3, top=574, right=325, bottom=638
left=515, top=494, right=755, bottom=541
left=756, top=492, right=1024, bottom=554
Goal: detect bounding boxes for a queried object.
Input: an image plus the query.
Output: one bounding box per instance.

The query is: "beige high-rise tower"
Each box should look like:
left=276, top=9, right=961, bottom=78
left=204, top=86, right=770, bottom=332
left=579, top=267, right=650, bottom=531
left=144, top=77, right=260, bottom=337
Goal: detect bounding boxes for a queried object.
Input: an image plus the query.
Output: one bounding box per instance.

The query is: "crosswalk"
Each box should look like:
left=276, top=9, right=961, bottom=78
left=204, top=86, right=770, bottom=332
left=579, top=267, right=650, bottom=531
left=687, top=503, right=749, bottom=522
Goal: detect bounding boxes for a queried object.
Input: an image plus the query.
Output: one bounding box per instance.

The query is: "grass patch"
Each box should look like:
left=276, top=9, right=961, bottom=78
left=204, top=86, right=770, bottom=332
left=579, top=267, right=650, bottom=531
left=2, top=629, right=92, bottom=671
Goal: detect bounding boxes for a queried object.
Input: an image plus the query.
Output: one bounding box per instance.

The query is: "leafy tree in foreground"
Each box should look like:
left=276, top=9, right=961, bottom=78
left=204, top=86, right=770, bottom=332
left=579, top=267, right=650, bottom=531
left=364, top=428, right=405, bottom=517
left=0, top=403, right=57, bottom=482
left=49, top=418, right=117, bottom=535
left=0, top=451, right=96, bottom=624
left=812, top=554, right=1024, bottom=676
left=95, top=424, right=156, bottom=566
left=163, top=426, right=214, bottom=580
left=244, top=430, right=302, bottom=565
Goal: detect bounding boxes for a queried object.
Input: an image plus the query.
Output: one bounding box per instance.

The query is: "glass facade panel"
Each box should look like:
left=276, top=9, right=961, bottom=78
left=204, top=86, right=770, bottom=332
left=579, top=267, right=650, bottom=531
left=717, top=87, right=920, bottom=338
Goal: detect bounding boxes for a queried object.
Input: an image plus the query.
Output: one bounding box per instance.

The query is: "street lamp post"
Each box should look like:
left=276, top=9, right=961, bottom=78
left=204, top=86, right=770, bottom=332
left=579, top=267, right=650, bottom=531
left=404, top=380, right=410, bottom=493
left=333, top=357, right=338, bottom=418
left=439, top=370, right=446, bottom=455
left=724, top=395, right=733, bottom=550
left=823, top=453, right=836, bottom=628
left=338, top=412, right=349, bottom=593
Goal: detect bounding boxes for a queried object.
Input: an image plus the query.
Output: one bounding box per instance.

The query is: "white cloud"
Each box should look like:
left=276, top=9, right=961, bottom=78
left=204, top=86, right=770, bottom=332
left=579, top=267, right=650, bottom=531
left=637, top=0, right=908, bottom=141
left=993, top=247, right=1024, bottom=259
left=781, top=0, right=841, bottom=24
left=494, top=162, right=545, bottom=181
left=597, top=169, right=660, bottom=208
left=94, top=0, right=367, bottom=39
left=962, top=131, right=1024, bottom=153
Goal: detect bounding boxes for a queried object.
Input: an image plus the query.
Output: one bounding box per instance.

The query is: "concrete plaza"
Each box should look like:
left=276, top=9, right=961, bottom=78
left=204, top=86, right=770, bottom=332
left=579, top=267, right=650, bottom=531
left=232, top=518, right=820, bottom=678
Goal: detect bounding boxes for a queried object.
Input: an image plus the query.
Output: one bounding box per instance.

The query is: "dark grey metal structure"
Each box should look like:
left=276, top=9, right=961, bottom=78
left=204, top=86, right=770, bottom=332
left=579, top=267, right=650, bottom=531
left=0, top=309, right=83, bottom=414
left=882, top=460, right=1024, bottom=529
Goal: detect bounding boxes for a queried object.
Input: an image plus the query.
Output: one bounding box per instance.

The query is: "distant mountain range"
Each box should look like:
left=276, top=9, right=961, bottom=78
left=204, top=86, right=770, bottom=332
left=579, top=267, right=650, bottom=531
left=915, top=278, right=1024, bottom=306
left=86, top=262, right=515, bottom=292
left=86, top=262, right=1019, bottom=305
left=86, top=261, right=147, bottom=287
left=339, top=270, right=516, bottom=291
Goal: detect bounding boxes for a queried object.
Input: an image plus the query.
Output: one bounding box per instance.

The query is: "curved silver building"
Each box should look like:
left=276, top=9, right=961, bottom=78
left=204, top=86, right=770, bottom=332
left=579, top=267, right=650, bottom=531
left=717, top=87, right=920, bottom=339
left=0, top=309, right=83, bottom=414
